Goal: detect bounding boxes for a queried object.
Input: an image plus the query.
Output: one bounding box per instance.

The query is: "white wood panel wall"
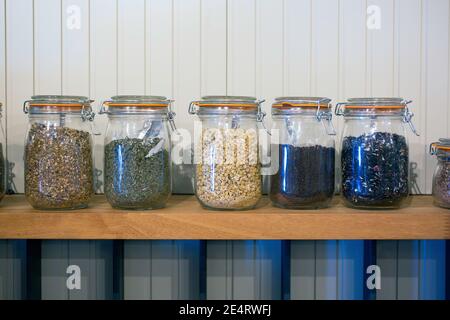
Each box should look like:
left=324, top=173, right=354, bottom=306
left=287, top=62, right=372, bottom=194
left=0, top=0, right=446, bottom=193
left=0, top=0, right=449, bottom=301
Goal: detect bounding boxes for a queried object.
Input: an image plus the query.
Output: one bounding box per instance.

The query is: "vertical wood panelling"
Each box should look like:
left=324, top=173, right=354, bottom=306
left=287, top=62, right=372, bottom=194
left=397, top=241, right=419, bottom=300
left=117, top=0, right=145, bottom=94
left=1, top=0, right=450, bottom=302
left=337, top=241, right=364, bottom=300
left=376, top=241, right=398, bottom=300
left=283, top=0, right=312, bottom=96
left=147, top=0, right=173, bottom=97
left=41, top=241, right=69, bottom=299
left=0, top=0, right=5, bottom=153
left=424, top=0, right=449, bottom=193
left=367, top=0, right=395, bottom=96
left=0, top=241, right=26, bottom=300
left=227, top=0, right=256, bottom=96
left=207, top=241, right=281, bottom=300
left=395, top=0, right=425, bottom=194
left=339, top=0, right=366, bottom=100
left=419, top=240, right=446, bottom=299
left=290, top=241, right=315, bottom=300
left=201, top=0, right=227, bottom=95
left=206, top=241, right=233, bottom=299
left=67, top=241, right=114, bottom=300
left=34, top=0, right=62, bottom=95
left=124, top=241, right=201, bottom=300
left=62, top=0, right=90, bottom=95
left=6, top=0, right=34, bottom=193
left=90, top=0, right=117, bottom=189
left=172, top=0, right=201, bottom=193
left=315, top=241, right=337, bottom=300
left=311, top=0, right=339, bottom=100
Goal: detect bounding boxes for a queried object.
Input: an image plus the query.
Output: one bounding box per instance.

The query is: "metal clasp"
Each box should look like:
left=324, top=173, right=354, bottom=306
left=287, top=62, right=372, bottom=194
left=316, top=99, right=336, bottom=136
left=81, top=106, right=96, bottom=122
left=402, top=100, right=419, bottom=136
left=188, top=101, right=200, bottom=115
left=256, top=99, right=271, bottom=135
left=23, top=100, right=32, bottom=114
left=167, top=99, right=179, bottom=134
left=99, top=101, right=112, bottom=115
left=429, top=142, right=438, bottom=155
left=334, top=102, right=346, bottom=116
left=81, top=105, right=101, bottom=136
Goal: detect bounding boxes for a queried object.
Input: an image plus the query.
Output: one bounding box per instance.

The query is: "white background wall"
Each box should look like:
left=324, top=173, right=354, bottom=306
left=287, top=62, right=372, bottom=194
left=0, top=0, right=448, bottom=194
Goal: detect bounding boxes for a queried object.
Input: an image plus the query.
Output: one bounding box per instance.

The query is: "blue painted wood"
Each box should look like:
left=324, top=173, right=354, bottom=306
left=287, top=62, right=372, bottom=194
left=419, top=240, right=446, bottom=300
left=0, top=240, right=26, bottom=300
left=397, top=241, right=419, bottom=300
left=315, top=241, right=338, bottom=300
left=363, top=240, right=377, bottom=300
left=338, top=241, right=364, bottom=300
left=446, top=241, right=450, bottom=300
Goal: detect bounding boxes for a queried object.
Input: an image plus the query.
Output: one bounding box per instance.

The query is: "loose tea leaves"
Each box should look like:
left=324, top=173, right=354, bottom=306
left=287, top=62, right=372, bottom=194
left=0, top=144, right=5, bottom=201
left=196, top=128, right=261, bottom=210
left=432, top=159, right=450, bottom=208
left=341, top=132, right=409, bottom=208
left=270, top=144, right=335, bottom=209
left=25, top=123, right=94, bottom=209
left=104, top=137, right=170, bottom=209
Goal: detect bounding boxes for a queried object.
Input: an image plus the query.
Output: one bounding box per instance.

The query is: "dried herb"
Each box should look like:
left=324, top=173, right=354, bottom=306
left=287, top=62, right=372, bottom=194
left=270, top=144, right=335, bottom=209
left=341, top=132, right=409, bottom=208
left=25, top=123, right=94, bottom=209
left=432, top=158, right=450, bottom=208
left=104, top=137, right=170, bottom=209
left=0, top=144, right=5, bottom=201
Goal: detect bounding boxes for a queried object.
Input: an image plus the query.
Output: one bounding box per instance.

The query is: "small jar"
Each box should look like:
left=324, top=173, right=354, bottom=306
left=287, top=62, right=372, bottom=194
left=189, top=96, right=265, bottom=210
left=269, top=97, right=336, bottom=209
left=0, top=103, right=6, bottom=203
left=23, top=96, right=95, bottom=210
left=430, top=139, right=450, bottom=209
left=335, top=98, right=419, bottom=209
left=101, top=96, right=175, bottom=210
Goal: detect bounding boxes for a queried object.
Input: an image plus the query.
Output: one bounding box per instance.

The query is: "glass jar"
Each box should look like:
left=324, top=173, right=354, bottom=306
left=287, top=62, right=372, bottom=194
left=430, top=139, right=450, bottom=209
left=0, top=103, right=5, bottom=202
left=335, top=98, right=419, bottom=209
left=269, top=97, right=336, bottom=209
left=189, top=96, right=265, bottom=210
left=23, top=96, right=95, bottom=210
left=101, top=96, right=175, bottom=210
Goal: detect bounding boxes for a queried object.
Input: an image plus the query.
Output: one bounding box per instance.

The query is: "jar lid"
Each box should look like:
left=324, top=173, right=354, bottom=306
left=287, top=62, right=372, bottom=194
left=430, top=138, right=450, bottom=154
left=101, top=95, right=173, bottom=114
left=272, top=97, right=331, bottom=114
left=193, top=96, right=259, bottom=109
left=24, top=95, right=93, bottom=114
left=337, top=98, right=408, bottom=113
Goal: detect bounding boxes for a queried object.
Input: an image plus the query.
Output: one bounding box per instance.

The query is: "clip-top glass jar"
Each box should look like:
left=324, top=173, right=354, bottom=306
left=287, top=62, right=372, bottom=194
left=101, top=96, right=175, bottom=210
left=189, top=96, right=265, bottom=210
left=430, top=139, right=450, bottom=209
left=23, top=96, right=95, bottom=210
left=0, top=103, right=5, bottom=203
left=269, top=97, right=336, bottom=209
left=335, top=98, right=419, bottom=209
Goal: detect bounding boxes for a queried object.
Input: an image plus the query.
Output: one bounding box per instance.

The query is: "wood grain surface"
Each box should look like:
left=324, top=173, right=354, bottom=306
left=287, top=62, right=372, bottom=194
left=0, top=195, right=448, bottom=240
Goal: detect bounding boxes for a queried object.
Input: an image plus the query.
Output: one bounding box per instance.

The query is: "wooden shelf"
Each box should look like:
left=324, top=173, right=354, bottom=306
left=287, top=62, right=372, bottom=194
left=0, top=195, right=448, bottom=240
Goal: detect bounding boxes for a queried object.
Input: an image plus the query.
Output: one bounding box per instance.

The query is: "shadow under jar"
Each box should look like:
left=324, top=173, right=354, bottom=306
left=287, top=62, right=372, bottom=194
left=335, top=98, right=419, bottom=209
left=0, top=103, right=5, bottom=203
left=430, top=139, right=450, bottom=209
left=189, top=96, right=265, bottom=211
left=23, top=96, right=95, bottom=210
left=101, top=96, right=175, bottom=210
left=269, top=97, right=336, bottom=209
